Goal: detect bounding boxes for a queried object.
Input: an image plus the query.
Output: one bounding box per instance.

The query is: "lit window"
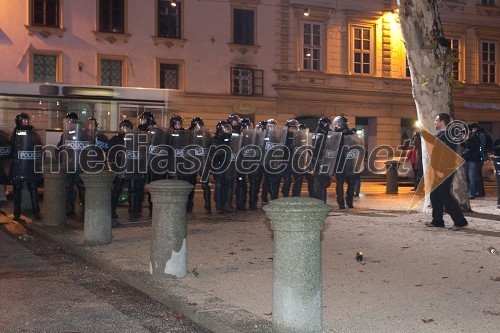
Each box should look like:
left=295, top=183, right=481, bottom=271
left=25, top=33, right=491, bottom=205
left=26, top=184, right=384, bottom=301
left=33, top=54, right=58, bottom=83
left=100, top=59, right=124, bottom=86
left=98, top=0, right=125, bottom=33
left=157, top=0, right=181, bottom=38
left=159, top=63, right=179, bottom=89
left=233, top=9, right=254, bottom=45
left=231, top=67, right=263, bottom=96
left=481, top=41, right=497, bottom=83
left=31, top=0, right=60, bottom=27
left=450, top=38, right=461, bottom=81
left=303, top=23, right=321, bottom=71
left=352, top=26, right=372, bottom=75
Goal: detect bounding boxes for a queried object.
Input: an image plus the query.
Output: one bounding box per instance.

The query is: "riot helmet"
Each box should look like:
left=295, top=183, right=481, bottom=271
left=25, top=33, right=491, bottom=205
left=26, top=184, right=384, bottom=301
left=88, top=117, right=98, bottom=127
left=256, top=121, right=267, bottom=131
left=169, top=115, right=185, bottom=130
left=316, top=117, right=332, bottom=134
left=298, top=124, right=307, bottom=131
left=138, top=111, right=156, bottom=131
left=284, top=119, right=299, bottom=131
left=332, top=115, right=349, bottom=132
left=15, top=113, right=31, bottom=128
left=228, top=114, right=242, bottom=133
left=66, top=112, right=79, bottom=120
left=189, top=117, right=204, bottom=131
left=119, top=119, right=133, bottom=134
left=241, top=117, right=252, bottom=130
left=215, top=120, right=233, bottom=138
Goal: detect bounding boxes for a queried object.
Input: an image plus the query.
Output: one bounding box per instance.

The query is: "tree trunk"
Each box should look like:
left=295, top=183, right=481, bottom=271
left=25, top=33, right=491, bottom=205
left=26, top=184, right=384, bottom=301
left=397, top=0, right=470, bottom=212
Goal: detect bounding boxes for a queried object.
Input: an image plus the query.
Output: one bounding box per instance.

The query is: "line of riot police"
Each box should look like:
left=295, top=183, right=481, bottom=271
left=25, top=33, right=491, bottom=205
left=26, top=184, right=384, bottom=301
left=2, top=111, right=365, bottom=222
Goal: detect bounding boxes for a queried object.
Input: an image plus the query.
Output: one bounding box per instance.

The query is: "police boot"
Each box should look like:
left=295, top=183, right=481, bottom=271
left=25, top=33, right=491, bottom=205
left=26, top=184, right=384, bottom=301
left=28, top=183, right=41, bottom=220
left=202, top=183, right=211, bottom=214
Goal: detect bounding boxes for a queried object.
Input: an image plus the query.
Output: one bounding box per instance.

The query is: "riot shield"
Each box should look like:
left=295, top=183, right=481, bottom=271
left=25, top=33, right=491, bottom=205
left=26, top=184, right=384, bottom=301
left=340, top=133, right=365, bottom=177
left=237, top=129, right=260, bottom=175
left=148, top=127, right=171, bottom=176
left=191, top=128, right=212, bottom=175
left=62, top=119, right=94, bottom=172
left=0, top=129, right=10, bottom=182
left=316, top=131, right=342, bottom=176
left=11, top=128, right=43, bottom=182
left=171, top=129, right=193, bottom=176
left=292, top=128, right=313, bottom=174
left=123, top=131, right=148, bottom=179
left=263, top=125, right=287, bottom=173
left=227, top=132, right=242, bottom=178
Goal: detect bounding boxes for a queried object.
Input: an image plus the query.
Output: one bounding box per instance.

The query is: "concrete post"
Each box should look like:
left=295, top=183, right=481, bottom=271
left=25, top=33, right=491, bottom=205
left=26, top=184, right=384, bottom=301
left=80, top=170, right=115, bottom=245
left=146, top=179, right=193, bottom=278
left=385, top=160, right=399, bottom=194
left=263, top=197, right=331, bottom=333
left=493, top=156, right=500, bottom=208
left=42, top=168, right=67, bottom=226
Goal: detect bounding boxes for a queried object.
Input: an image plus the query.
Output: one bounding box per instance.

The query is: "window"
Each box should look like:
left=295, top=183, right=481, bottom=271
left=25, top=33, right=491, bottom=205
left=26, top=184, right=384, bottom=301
left=98, top=0, right=125, bottom=33
left=98, top=56, right=127, bottom=86
left=481, top=41, right=496, bottom=83
left=352, top=26, right=372, bottom=75
left=233, top=9, right=254, bottom=45
left=405, top=57, right=411, bottom=78
left=303, top=23, right=321, bottom=71
left=159, top=64, right=179, bottom=89
left=231, top=67, right=263, bottom=96
left=157, top=1, right=181, bottom=38
left=31, top=0, right=59, bottom=27
left=32, top=53, right=60, bottom=83
left=481, top=0, right=495, bottom=6
left=450, top=38, right=461, bottom=81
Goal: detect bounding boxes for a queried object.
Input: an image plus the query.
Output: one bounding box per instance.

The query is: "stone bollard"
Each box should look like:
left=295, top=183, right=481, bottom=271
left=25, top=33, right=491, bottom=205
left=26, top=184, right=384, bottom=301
left=263, top=197, right=331, bottom=333
left=493, top=156, right=500, bottom=208
left=385, top=160, right=399, bottom=194
left=146, top=179, right=193, bottom=278
left=80, top=170, right=116, bottom=245
left=43, top=168, right=67, bottom=226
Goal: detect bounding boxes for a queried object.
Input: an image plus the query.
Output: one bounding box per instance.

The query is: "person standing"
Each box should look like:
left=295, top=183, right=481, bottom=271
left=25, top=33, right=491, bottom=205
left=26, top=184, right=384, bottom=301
left=425, top=113, right=469, bottom=231
left=10, top=113, right=42, bottom=222
left=310, top=117, right=333, bottom=203
left=461, top=123, right=482, bottom=200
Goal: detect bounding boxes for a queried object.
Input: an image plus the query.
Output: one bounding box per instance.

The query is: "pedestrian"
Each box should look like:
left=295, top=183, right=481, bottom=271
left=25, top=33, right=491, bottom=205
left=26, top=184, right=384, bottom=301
left=461, top=123, right=482, bottom=199
left=408, top=127, right=423, bottom=191
left=425, top=113, right=468, bottom=231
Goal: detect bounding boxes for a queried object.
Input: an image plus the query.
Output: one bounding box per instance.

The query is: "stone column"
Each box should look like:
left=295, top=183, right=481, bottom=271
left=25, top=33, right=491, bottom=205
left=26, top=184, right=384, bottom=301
left=385, top=160, right=399, bottom=194
left=146, top=179, right=193, bottom=278
left=263, top=197, right=331, bottom=333
left=80, top=170, right=115, bottom=245
left=42, top=168, right=67, bottom=226
left=493, top=156, right=500, bottom=208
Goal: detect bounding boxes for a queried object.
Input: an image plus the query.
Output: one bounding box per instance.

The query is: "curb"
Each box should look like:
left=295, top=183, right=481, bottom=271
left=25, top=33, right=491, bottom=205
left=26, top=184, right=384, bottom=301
left=21, top=222, right=272, bottom=333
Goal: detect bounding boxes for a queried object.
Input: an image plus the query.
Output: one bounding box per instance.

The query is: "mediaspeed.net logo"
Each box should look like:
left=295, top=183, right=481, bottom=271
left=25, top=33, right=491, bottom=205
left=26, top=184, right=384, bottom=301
left=408, top=120, right=468, bottom=211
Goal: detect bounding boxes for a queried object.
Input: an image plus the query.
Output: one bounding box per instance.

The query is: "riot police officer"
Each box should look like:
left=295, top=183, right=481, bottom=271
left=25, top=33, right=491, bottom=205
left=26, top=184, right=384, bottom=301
left=88, top=117, right=109, bottom=153
left=332, top=115, right=357, bottom=209
left=187, top=117, right=212, bottom=213
left=227, top=114, right=245, bottom=210
left=281, top=119, right=299, bottom=197
left=57, top=112, right=90, bottom=217
left=310, top=117, right=333, bottom=203
left=109, top=119, right=138, bottom=219
left=235, top=118, right=252, bottom=210
left=261, top=119, right=284, bottom=204
left=10, top=113, right=42, bottom=222
left=211, top=121, right=234, bottom=214
left=247, top=121, right=266, bottom=210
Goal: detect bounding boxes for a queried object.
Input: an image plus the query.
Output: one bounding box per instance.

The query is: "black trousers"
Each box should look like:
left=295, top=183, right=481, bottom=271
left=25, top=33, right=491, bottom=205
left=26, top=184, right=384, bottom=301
left=248, top=167, right=263, bottom=209
left=313, top=174, right=331, bottom=203
left=335, top=173, right=356, bottom=207
left=430, top=175, right=468, bottom=227
left=112, top=177, right=144, bottom=218
left=12, top=179, right=39, bottom=218
left=235, top=173, right=247, bottom=210
left=66, top=172, right=85, bottom=214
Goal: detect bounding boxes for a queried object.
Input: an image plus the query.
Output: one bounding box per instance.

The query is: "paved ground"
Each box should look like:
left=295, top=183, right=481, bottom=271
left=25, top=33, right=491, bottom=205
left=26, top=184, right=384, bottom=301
left=1, top=180, right=499, bottom=333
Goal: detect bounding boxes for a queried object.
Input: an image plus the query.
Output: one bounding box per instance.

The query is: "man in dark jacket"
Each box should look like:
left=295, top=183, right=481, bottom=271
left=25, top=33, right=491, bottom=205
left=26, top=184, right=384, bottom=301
left=425, top=113, right=468, bottom=231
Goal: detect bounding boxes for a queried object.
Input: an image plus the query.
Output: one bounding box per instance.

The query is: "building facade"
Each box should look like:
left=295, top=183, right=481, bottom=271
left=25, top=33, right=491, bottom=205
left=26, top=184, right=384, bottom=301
left=0, top=0, right=499, bottom=152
